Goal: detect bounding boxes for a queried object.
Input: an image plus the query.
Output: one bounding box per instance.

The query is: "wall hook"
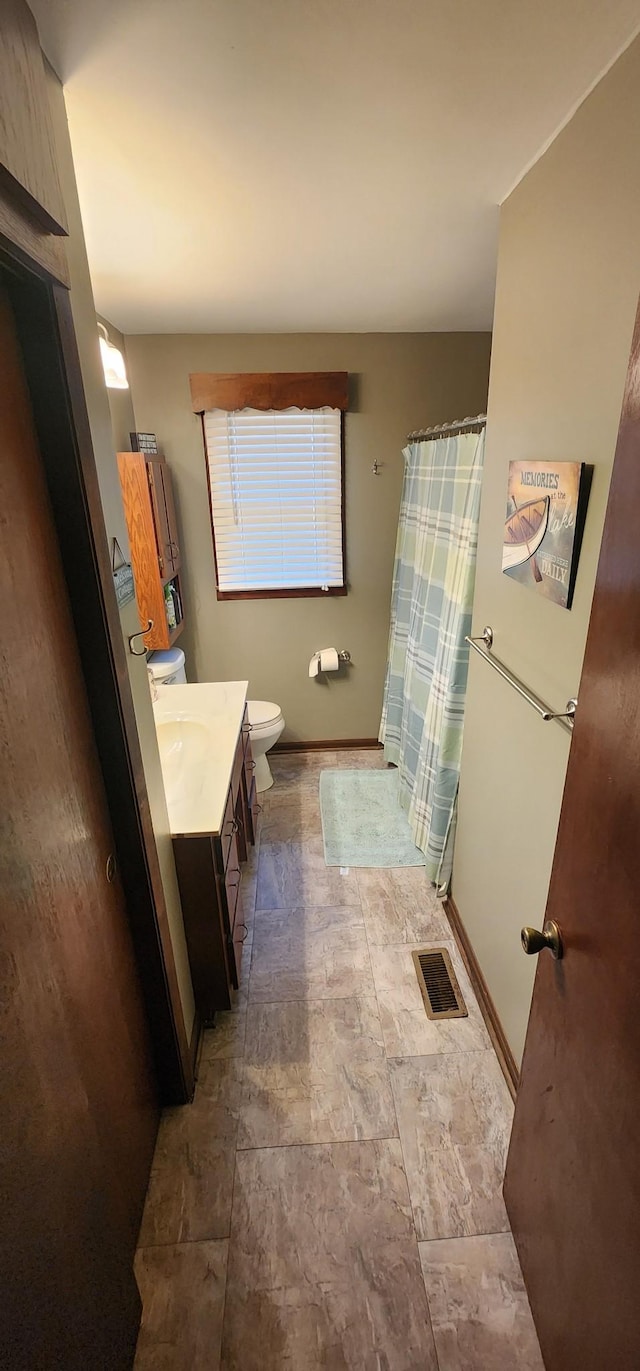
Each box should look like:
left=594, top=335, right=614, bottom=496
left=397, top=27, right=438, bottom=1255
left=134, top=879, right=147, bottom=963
left=372, top=460, right=381, bottom=476
left=128, top=620, right=153, bottom=656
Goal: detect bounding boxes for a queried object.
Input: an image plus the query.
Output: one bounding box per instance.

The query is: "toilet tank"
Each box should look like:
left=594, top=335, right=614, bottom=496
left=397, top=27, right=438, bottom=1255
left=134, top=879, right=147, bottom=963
left=147, top=647, right=187, bottom=685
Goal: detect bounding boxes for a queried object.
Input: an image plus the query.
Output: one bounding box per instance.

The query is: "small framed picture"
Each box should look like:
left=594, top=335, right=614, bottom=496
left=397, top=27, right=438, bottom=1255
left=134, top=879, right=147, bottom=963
left=502, top=460, right=592, bottom=610
left=130, top=432, right=158, bottom=455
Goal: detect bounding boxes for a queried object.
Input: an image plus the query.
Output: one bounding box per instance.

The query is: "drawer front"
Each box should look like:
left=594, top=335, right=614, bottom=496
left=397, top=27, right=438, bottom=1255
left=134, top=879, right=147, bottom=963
left=232, top=732, right=244, bottom=801
left=220, top=785, right=237, bottom=871
left=242, top=714, right=251, bottom=757
left=234, top=789, right=248, bottom=864
left=214, top=859, right=243, bottom=991
left=224, top=857, right=242, bottom=932
left=231, top=912, right=249, bottom=989
left=246, top=774, right=259, bottom=845
left=243, top=728, right=257, bottom=794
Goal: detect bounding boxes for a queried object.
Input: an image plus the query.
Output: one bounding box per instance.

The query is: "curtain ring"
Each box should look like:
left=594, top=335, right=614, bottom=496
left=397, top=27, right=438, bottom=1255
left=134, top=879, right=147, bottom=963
left=128, top=620, right=153, bottom=655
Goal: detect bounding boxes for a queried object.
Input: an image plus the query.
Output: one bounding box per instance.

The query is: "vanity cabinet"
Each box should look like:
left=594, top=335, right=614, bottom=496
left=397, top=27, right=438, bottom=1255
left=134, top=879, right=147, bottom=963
left=172, top=709, right=258, bottom=1022
left=117, top=449, right=185, bottom=652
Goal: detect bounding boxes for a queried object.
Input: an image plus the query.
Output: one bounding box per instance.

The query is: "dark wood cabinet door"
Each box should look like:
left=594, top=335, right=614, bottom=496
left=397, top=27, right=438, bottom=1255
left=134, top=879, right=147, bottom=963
left=160, top=462, right=181, bottom=573
left=173, top=836, right=234, bottom=1018
left=0, top=283, right=158, bottom=1368
left=0, top=0, right=68, bottom=236
left=146, top=457, right=173, bottom=577
left=147, top=459, right=181, bottom=578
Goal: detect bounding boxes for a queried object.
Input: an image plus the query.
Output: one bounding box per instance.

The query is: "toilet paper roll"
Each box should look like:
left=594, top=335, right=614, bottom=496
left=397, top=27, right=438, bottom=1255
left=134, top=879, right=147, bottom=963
left=318, top=647, right=339, bottom=673
left=308, top=653, right=320, bottom=678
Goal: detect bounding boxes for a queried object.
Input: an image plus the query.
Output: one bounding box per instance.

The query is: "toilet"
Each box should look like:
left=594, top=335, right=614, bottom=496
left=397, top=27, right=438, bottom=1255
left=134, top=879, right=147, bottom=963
left=246, top=700, right=285, bottom=792
left=147, top=649, right=284, bottom=792
left=147, top=647, right=188, bottom=686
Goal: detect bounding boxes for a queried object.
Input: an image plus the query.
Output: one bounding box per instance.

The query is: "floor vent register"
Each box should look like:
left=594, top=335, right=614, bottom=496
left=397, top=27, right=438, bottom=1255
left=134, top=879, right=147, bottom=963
left=412, top=947, right=468, bottom=1020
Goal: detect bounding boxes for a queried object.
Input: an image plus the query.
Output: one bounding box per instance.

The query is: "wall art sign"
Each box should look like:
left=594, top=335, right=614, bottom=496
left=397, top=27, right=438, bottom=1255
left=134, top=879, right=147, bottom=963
left=130, top=431, right=158, bottom=455
left=502, top=460, right=591, bottom=610
left=111, top=537, right=136, bottom=609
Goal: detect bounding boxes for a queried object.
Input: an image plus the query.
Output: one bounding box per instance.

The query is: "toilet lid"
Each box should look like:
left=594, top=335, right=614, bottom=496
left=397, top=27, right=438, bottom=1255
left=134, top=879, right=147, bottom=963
left=248, top=699, right=282, bottom=727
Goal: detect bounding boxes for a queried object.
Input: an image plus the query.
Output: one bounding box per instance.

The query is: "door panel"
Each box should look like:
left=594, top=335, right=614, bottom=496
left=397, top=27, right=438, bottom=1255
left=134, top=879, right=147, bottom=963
left=160, top=461, right=181, bottom=572
left=147, top=457, right=173, bottom=576
left=504, top=299, right=640, bottom=1370
left=0, top=284, right=158, bottom=1367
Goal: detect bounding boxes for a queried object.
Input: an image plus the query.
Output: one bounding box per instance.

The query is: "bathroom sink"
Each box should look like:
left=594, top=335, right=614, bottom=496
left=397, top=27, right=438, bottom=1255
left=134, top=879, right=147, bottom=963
left=151, top=681, right=249, bottom=835
left=155, top=714, right=210, bottom=805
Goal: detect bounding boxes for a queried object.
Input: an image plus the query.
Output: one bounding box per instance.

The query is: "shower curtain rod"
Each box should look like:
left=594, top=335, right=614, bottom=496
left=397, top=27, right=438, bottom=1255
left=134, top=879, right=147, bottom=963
left=406, top=413, right=486, bottom=443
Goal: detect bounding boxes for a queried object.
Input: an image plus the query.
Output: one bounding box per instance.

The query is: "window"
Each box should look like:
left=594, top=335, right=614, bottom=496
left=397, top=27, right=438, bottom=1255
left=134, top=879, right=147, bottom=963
left=191, top=372, right=348, bottom=600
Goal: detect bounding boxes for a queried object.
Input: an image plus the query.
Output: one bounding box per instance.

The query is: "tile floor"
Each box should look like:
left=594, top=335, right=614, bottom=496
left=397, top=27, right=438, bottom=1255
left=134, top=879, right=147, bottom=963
left=134, top=749, right=544, bottom=1370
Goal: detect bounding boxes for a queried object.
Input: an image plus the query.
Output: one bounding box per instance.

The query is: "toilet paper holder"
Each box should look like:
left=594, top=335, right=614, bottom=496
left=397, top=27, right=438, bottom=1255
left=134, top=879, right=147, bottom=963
left=311, top=649, right=351, bottom=665
left=309, top=648, right=352, bottom=678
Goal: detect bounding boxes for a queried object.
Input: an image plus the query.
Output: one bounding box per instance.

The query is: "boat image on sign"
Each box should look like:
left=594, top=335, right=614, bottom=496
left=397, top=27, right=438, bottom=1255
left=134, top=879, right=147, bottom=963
left=502, top=495, right=550, bottom=574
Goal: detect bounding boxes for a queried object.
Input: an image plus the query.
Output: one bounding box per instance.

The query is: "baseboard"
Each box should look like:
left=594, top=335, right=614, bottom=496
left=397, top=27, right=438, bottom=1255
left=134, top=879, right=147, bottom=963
left=273, top=738, right=383, bottom=753
left=443, top=895, right=519, bottom=1100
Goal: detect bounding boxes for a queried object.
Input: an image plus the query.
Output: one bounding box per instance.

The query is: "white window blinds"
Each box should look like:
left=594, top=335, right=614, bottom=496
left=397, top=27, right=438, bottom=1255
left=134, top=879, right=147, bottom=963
left=203, top=407, right=344, bottom=593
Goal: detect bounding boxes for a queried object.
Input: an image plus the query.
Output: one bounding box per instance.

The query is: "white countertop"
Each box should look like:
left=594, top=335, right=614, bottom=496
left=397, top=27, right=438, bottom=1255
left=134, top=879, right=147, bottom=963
left=153, top=680, right=248, bottom=837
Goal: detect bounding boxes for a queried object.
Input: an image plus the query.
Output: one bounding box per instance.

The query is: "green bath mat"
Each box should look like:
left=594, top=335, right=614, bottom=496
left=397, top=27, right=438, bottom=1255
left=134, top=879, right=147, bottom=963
left=319, top=768, right=426, bottom=868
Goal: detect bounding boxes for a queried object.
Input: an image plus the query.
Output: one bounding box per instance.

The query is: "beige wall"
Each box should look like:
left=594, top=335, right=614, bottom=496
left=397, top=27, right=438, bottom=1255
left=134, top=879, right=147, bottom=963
left=98, top=313, right=135, bottom=453
left=47, top=71, right=196, bottom=1040
left=125, top=333, right=491, bottom=741
left=453, top=36, right=640, bottom=1063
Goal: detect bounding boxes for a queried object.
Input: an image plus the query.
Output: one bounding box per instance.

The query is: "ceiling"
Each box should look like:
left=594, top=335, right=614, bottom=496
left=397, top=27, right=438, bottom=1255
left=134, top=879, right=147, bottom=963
left=33, top=0, right=640, bottom=334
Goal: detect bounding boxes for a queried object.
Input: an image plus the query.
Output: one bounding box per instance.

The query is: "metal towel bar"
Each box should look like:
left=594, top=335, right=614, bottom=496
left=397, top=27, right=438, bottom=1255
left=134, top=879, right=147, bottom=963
left=465, top=626, right=577, bottom=735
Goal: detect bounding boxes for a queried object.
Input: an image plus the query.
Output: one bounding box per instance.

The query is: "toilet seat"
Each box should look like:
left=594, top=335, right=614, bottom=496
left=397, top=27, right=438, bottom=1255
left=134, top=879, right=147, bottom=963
left=248, top=700, right=283, bottom=733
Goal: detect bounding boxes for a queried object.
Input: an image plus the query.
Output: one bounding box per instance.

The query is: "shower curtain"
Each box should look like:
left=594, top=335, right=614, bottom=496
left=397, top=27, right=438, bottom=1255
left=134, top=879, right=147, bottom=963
left=379, top=428, right=485, bottom=888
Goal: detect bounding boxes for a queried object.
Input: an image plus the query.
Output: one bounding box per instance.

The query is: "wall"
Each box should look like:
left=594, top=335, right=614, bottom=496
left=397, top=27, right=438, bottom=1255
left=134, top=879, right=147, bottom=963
left=453, top=36, right=640, bottom=1063
left=98, top=313, right=134, bottom=452
left=47, top=70, right=196, bottom=1040
left=125, top=333, right=491, bottom=741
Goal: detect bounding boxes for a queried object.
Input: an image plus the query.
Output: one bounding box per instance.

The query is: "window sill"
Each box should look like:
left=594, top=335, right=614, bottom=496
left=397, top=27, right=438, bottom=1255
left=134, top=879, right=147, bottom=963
left=215, top=585, right=347, bottom=602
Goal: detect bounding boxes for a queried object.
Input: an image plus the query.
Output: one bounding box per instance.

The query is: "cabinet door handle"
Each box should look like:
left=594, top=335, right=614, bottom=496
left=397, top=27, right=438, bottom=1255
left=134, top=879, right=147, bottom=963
left=227, top=867, right=241, bottom=887
left=236, top=922, right=249, bottom=943
left=247, top=760, right=256, bottom=770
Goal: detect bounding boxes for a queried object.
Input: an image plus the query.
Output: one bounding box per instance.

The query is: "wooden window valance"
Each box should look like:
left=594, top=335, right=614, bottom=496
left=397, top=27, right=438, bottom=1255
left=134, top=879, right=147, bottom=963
left=189, top=371, right=349, bottom=414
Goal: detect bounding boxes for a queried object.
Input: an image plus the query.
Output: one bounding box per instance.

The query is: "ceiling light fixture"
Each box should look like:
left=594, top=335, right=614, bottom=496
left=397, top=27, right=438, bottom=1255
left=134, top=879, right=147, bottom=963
left=97, top=321, right=129, bottom=390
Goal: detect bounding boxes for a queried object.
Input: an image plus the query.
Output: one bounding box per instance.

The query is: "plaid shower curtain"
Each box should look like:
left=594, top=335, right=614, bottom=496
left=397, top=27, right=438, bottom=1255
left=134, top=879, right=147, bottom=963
left=379, top=429, right=485, bottom=888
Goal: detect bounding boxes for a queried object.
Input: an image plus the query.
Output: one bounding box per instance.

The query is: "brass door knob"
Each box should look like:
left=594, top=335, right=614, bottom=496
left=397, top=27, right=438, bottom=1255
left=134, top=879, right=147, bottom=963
left=521, top=920, right=563, bottom=960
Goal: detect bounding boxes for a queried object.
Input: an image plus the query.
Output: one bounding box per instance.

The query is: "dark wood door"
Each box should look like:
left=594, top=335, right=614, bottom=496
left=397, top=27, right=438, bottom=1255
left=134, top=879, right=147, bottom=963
left=0, top=282, right=158, bottom=1367
left=147, top=458, right=174, bottom=576
left=504, top=298, right=640, bottom=1370
left=160, top=461, right=181, bottom=573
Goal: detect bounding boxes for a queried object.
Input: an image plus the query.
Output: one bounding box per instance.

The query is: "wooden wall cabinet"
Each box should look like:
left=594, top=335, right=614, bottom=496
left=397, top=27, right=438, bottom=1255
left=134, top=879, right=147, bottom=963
left=173, top=712, right=259, bottom=1022
left=118, top=450, right=185, bottom=652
